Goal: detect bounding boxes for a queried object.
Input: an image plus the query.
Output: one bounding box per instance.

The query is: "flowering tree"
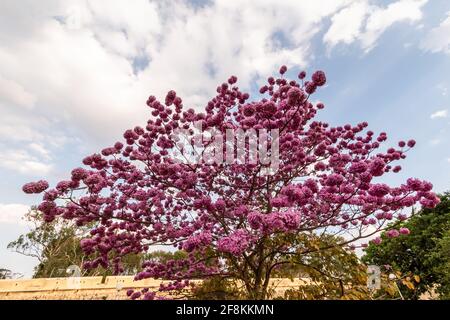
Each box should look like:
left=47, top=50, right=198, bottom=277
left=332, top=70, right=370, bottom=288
left=23, top=66, right=439, bottom=300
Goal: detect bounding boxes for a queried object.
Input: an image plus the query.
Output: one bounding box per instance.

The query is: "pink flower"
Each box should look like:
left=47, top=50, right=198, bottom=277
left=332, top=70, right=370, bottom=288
left=143, top=292, right=156, bottom=300
left=314, top=162, right=326, bottom=171
left=56, top=180, right=72, bottom=192
left=386, top=229, right=400, bottom=238
left=393, top=165, right=402, bottom=173
left=369, top=158, right=386, bottom=177
left=280, top=211, right=300, bottom=230
left=399, top=227, right=410, bottom=235
left=349, top=161, right=368, bottom=173
left=114, top=142, right=124, bottom=150
left=248, top=212, right=263, bottom=230
left=305, top=81, right=316, bottom=94
left=407, top=139, right=416, bottom=148
left=262, top=101, right=277, bottom=115
left=126, top=289, right=134, bottom=297
left=182, top=232, right=212, bottom=252
left=242, top=104, right=255, bottom=117
left=279, top=65, right=287, bottom=75
left=228, top=75, right=238, bottom=85
left=401, top=197, right=415, bottom=207
left=406, top=178, right=423, bottom=191
left=287, top=87, right=305, bottom=106
left=22, top=180, right=49, bottom=194
left=311, top=70, right=326, bottom=86
left=130, top=292, right=142, bottom=300
left=217, top=229, right=252, bottom=255
left=71, top=168, right=88, bottom=181
left=325, top=173, right=344, bottom=186
left=271, top=197, right=288, bottom=208
left=165, top=90, right=177, bottom=106
left=372, top=237, right=382, bottom=245
left=368, top=184, right=390, bottom=197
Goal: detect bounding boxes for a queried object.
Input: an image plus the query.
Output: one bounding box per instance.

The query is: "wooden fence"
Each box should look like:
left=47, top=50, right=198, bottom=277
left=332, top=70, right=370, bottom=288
left=0, top=276, right=309, bottom=300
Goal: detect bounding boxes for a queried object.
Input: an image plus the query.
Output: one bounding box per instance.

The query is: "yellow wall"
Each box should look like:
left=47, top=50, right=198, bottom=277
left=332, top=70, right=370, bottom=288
left=0, top=276, right=309, bottom=300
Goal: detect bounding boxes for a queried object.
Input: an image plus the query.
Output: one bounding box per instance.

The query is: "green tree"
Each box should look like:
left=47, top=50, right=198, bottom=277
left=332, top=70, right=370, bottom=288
left=0, top=268, right=22, bottom=279
left=363, top=192, right=450, bottom=299
left=146, top=250, right=188, bottom=263
left=431, top=228, right=450, bottom=298
left=278, top=234, right=369, bottom=300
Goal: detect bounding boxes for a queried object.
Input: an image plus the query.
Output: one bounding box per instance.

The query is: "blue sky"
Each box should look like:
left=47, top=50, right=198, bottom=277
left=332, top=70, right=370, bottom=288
left=1, top=0, right=449, bottom=277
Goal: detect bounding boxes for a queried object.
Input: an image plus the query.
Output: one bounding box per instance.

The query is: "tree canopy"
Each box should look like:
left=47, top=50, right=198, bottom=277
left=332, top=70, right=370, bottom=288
left=23, top=66, right=439, bottom=299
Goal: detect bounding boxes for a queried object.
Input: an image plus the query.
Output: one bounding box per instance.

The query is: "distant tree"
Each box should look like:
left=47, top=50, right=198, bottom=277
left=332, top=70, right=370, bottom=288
left=8, top=209, right=142, bottom=278
left=0, top=268, right=11, bottom=279
left=146, top=250, right=188, bottom=264
left=1, top=268, right=12, bottom=279
left=0, top=268, right=22, bottom=279
left=363, top=192, right=450, bottom=299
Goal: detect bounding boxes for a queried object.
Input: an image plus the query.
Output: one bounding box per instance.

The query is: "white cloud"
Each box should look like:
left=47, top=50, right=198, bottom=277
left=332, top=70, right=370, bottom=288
left=28, top=143, right=52, bottom=161
left=0, top=203, right=30, bottom=225
left=0, top=113, right=71, bottom=175
left=429, top=138, right=441, bottom=146
left=0, top=75, right=36, bottom=109
left=430, top=109, right=448, bottom=119
left=323, top=1, right=370, bottom=48
left=324, top=0, right=427, bottom=52
left=437, top=84, right=448, bottom=96
left=421, top=11, right=450, bottom=54
left=0, top=0, right=429, bottom=175
left=0, top=149, right=52, bottom=176
left=0, top=0, right=367, bottom=154
left=361, top=0, right=426, bottom=51
left=0, top=112, right=65, bottom=145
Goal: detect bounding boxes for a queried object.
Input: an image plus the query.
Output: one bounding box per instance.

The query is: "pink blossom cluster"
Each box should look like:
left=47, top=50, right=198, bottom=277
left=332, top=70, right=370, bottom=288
left=385, top=227, right=410, bottom=239
left=182, top=232, right=212, bottom=252
left=248, top=210, right=300, bottom=233
left=22, top=180, right=49, bottom=194
left=217, top=229, right=254, bottom=255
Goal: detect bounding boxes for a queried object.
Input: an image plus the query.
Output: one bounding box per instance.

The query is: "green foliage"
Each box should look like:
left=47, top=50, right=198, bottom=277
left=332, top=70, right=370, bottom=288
left=275, top=234, right=370, bottom=300
left=146, top=250, right=188, bottom=263
left=367, top=269, right=423, bottom=300
left=363, top=192, right=450, bottom=299
left=432, top=228, right=450, bottom=298
left=8, top=209, right=82, bottom=277
left=192, top=276, right=245, bottom=300
left=0, top=268, right=20, bottom=279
